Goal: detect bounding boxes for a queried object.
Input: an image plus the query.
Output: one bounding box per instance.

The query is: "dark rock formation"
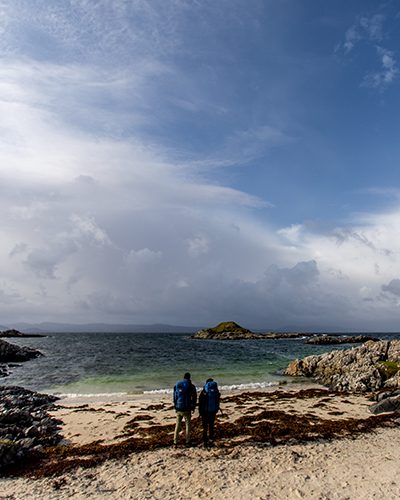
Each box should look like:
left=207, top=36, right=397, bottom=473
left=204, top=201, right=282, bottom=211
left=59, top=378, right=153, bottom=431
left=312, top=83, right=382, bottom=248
left=0, top=386, right=62, bottom=470
left=284, top=340, right=400, bottom=393
left=0, top=339, right=43, bottom=363
left=261, top=332, right=314, bottom=339
left=369, top=395, right=400, bottom=414
left=305, top=335, right=378, bottom=345
left=192, top=322, right=312, bottom=340
left=192, top=321, right=261, bottom=339
left=0, top=329, right=46, bottom=338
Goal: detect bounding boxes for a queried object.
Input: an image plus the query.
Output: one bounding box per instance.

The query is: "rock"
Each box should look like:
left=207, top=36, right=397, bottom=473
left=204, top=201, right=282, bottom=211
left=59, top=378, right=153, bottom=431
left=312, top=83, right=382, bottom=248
left=0, top=365, right=9, bottom=378
left=192, top=322, right=312, bottom=340
left=284, top=340, right=400, bottom=393
left=305, top=335, right=378, bottom=345
left=192, top=321, right=261, bottom=339
left=260, top=332, right=314, bottom=339
left=0, top=386, right=62, bottom=471
left=0, top=339, right=43, bottom=363
left=369, top=395, right=400, bottom=414
left=0, top=329, right=46, bottom=338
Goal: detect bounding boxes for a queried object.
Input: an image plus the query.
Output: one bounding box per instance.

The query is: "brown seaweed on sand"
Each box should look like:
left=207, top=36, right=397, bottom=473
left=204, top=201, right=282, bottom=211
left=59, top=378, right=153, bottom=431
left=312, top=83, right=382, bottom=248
left=6, top=387, right=398, bottom=479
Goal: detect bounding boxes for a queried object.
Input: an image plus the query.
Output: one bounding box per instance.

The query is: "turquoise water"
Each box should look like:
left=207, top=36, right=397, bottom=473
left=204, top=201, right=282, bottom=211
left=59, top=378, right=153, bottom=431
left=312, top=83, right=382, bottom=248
left=3, top=331, right=393, bottom=395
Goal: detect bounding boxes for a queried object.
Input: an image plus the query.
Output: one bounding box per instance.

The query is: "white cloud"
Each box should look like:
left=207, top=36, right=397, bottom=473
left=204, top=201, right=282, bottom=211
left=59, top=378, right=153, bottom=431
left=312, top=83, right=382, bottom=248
left=340, top=13, right=398, bottom=91
left=359, top=14, right=385, bottom=41
left=2, top=3, right=400, bottom=330
left=187, top=236, right=209, bottom=258
left=362, top=47, right=398, bottom=89
left=343, top=25, right=361, bottom=53
left=342, top=14, right=385, bottom=53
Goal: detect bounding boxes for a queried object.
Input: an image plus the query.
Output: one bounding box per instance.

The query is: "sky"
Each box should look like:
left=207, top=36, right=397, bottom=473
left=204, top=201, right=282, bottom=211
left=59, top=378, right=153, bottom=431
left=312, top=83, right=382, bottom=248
left=1, top=0, right=400, bottom=331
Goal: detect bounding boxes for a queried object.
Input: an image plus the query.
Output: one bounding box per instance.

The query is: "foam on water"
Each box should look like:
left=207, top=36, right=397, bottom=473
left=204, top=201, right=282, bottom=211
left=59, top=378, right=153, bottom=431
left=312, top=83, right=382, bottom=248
left=143, top=380, right=282, bottom=395
left=54, top=392, right=129, bottom=398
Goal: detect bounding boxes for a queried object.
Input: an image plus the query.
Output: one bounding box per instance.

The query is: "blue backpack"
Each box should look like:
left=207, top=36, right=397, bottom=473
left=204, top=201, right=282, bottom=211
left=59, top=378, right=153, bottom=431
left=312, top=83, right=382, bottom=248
left=174, top=379, right=190, bottom=411
left=204, top=380, right=219, bottom=412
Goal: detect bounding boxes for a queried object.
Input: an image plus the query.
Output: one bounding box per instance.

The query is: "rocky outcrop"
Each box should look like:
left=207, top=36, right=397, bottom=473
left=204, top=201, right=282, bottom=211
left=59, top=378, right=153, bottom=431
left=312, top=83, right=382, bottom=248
left=192, top=322, right=313, bottom=340
left=305, top=335, right=378, bottom=345
left=284, top=340, right=400, bottom=393
left=0, top=329, right=46, bottom=338
left=0, top=386, right=62, bottom=470
left=192, top=321, right=262, bottom=339
left=261, top=332, right=314, bottom=339
left=0, top=339, right=43, bottom=363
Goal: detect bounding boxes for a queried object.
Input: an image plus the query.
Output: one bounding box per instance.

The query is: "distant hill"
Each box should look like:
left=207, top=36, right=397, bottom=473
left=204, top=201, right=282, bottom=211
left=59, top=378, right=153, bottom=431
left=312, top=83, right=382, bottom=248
left=11, top=322, right=200, bottom=333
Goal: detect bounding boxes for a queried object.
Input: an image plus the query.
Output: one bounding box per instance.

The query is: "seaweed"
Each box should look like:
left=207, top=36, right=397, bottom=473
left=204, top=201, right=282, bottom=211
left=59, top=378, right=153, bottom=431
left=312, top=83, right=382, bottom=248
left=5, top=388, right=397, bottom=479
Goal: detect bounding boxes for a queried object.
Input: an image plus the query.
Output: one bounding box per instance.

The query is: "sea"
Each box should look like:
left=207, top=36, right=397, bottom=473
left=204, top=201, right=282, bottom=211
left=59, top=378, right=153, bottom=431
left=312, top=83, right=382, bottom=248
left=3, top=331, right=399, bottom=398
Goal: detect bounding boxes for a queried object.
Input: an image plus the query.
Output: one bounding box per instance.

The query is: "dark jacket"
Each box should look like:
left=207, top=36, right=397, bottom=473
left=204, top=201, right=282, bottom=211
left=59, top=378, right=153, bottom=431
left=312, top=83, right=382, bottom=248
left=173, top=380, right=197, bottom=411
left=199, top=387, right=220, bottom=415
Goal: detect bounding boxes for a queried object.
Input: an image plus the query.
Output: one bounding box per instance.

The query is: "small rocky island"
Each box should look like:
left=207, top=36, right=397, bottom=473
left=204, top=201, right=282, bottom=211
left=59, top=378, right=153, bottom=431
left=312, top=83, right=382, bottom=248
left=192, top=321, right=263, bottom=339
left=192, top=321, right=312, bottom=340
left=192, top=322, right=380, bottom=344
left=0, top=328, right=46, bottom=338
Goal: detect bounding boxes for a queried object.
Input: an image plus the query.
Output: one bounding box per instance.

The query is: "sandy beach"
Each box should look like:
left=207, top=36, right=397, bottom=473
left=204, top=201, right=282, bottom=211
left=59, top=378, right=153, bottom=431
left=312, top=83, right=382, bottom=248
left=1, top=383, right=400, bottom=499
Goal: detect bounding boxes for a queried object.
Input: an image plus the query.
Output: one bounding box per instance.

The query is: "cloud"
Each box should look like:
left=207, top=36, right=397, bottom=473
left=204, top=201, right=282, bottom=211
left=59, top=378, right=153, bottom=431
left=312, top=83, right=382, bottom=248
left=340, top=13, right=398, bottom=91
left=2, top=2, right=400, bottom=331
left=382, top=279, right=400, bottom=297
left=362, top=47, right=398, bottom=89
left=342, top=14, right=385, bottom=53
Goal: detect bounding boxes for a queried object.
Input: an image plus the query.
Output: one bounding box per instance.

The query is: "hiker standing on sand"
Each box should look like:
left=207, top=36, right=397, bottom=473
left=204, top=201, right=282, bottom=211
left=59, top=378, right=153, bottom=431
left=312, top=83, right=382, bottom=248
left=173, top=372, right=197, bottom=447
left=199, top=378, right=220, bottom=447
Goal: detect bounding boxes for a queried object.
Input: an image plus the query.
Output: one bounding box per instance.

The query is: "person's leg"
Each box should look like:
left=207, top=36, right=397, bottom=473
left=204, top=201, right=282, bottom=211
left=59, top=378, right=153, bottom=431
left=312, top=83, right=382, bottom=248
left=174, top=412, right=183, bottom=444
left=208, top=412, right=216, bottom=442
left=184, top=411, right=191, bottom=444
left=202, top=414, right=208, bottom=445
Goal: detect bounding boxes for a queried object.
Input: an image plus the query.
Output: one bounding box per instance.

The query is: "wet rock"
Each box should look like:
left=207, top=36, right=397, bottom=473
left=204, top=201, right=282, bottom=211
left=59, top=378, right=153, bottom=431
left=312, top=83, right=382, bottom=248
left=305, top=335, right=378, bottom=345
left=0, top=339, right=43, bottom=362
left=0, top=386, right=62, bottom=471
left=284, top=340, right=400, bottom=393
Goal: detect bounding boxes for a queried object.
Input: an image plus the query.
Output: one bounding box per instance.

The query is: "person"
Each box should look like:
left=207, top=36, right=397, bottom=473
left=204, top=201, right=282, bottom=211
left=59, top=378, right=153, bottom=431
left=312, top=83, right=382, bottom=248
left=199, top=377, right=220, bottom=447
left=173, top=372, right=197, bottom=447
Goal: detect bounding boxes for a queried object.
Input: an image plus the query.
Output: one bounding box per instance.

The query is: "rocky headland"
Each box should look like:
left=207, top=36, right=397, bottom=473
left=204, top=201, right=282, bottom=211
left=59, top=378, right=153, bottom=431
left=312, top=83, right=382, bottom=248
left=0, top=339, right=43, bottom=378
left=0, top=339, right=43, bottom=364
left=284, top=339, right=400, bottom=393
left=0, top=386, right=62, bottom=471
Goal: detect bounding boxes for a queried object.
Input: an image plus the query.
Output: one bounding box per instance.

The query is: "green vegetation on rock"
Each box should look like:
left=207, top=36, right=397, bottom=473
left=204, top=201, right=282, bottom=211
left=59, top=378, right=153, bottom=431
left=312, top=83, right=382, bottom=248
left=211, top=322, right=250, bottom=333
left=377, top=361, right=400, bottom=380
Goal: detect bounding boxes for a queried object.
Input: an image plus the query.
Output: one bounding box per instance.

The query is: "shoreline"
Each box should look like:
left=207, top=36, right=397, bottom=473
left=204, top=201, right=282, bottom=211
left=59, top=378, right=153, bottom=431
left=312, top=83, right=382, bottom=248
left=2, top=383, right=400, bottom=498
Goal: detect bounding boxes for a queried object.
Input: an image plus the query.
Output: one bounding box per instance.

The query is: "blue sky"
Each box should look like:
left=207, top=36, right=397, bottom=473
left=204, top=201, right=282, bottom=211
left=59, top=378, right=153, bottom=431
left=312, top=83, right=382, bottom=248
left=1, top=0, right=400, bottom=330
